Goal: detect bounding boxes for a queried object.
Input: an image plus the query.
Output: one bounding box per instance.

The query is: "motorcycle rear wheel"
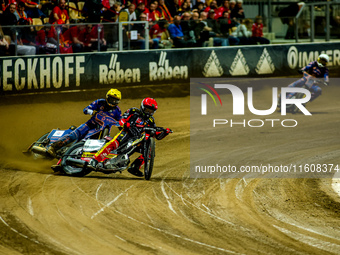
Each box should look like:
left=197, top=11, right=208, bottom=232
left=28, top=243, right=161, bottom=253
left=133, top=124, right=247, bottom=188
left=61, top=142, right=92, bottom=177
left=291, top=93, right=305, bottom=114
left=144, top=137, right=155, bottom=180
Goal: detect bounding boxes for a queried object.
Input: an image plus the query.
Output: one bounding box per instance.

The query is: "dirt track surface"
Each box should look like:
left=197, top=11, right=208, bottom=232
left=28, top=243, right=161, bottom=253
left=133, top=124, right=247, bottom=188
left=0, top=87, right=340, bottom=255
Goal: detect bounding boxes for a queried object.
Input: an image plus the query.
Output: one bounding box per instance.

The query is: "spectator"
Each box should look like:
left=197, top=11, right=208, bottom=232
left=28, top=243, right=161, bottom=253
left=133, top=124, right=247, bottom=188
left=4, top=5, right=37, bottom=56
left=102, top=0, right=121, bottom=22
left=229, top=0, right=236, bottom=13
left=14, top=2, right=32, bottom=24
left=148, top=2, right=160, bottom=24
left=0, top=25, right=10, bottom=56
left=218, top=11, right=239, bottom=45
left=168, top=14, right=193, bottom=48
left=216, top=0, right=230, bottom=19
left=204, top=0, right=218, bottom=17
left=35, top=25, right=59, bottom=52
left=251, top=15, right=270, bottom=44
left=193, top=11, right=212, bottom=46
left=122, top=3, right=136, bottom=21
left=157, top=0, right=173, bottom=22
left=181, top=12, right=196, bottom=44
left=102, top=1, right=121, bottom=22
left=149, top=18, right=173, bottom=48
left=232, top=18, right=256, bottom=45
left=278, top=2, right=304, bottom=39
left=135, top=2, right=148, bottom=20
left=206, top=9, right=229, bottom=46
left=20, top=0, right=46, bottom=19
left=192, top=1, right=205, bottom=14
left=1, top=3, right=36, bottom=55
left=230, top=0, right=244, bottom=21
left=12, top=37, right=37, bottom=55
left=131, top=13, right=159, bottom=49
left=190, top=10, right=205, bottom=46
left=49, top=0, right=69, bottom=25
left=62, top=24, right=89, bottom=53
left=15, top=11, right=43, bottom=54
left=89, top=24, right=108, bottom=51
left=179, top=1, right=191, bottom=16
left=168, top=0, right=180, bottom=17
left=1, top=0, right=6, bottom=15
left=1, top=3, right=18, bottom=32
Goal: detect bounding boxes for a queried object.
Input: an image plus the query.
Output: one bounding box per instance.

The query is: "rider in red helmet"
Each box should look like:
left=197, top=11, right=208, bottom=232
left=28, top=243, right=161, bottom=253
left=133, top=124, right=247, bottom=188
left=89, top=97, right=172, bottom=177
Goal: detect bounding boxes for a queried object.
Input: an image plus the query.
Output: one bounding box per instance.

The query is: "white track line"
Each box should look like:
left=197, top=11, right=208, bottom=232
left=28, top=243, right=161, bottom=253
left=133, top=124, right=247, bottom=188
left=161, top=179, right=177, bottom=215
left=27, top=197, right=34, bottom=216
left=91, top=185, right=134, bottom=219
left=164, top=182, right=236, bottom=226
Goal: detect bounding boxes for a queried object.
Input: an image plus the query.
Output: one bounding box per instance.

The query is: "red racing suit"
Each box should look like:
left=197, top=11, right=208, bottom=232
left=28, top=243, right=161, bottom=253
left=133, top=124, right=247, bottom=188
left=92, top=107, right=171, bottom=171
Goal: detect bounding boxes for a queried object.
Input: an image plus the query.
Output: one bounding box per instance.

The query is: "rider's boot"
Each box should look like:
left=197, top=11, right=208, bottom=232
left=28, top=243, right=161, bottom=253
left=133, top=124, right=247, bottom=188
left=47, top=140, right=65, bottom=158
left=128, top=166, right=144, bottom=177
left=127, top=159, right=144, bottom=177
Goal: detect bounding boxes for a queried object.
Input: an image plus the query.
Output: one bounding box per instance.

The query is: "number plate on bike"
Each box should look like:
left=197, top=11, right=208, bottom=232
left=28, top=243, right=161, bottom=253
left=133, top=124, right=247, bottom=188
left=84, top=139, right=106, bottom=152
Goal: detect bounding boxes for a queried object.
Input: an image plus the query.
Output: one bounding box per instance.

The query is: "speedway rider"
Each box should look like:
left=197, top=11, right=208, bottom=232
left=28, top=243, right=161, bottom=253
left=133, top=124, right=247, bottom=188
left=286, top=53, right=329, bottom=102
left=47, top=89, right=122, bottom=158
left=89, top=97, right=172, bottom=177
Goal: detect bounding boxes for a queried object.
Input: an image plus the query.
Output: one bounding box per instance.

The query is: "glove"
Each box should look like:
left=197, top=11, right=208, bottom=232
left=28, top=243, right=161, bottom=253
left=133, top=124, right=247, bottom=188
left=165, top=128, right=172, bottom=134
left=86, top=109, right=97, bottom=115
left=156, top=128, right=172, bottom=140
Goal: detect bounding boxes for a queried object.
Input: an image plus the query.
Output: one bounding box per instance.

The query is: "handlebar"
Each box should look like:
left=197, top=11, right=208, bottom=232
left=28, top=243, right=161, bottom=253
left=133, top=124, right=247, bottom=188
left=94, top=111, right=121, bottom=127
left=301, top=72, right=329, bottom=86
left=144, top=127, right=173, bottom=133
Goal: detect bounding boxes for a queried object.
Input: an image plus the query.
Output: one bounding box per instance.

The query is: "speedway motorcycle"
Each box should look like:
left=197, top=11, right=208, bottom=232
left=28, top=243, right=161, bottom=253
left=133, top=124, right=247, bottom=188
left=58, top=127, right=171, bottom=180
left=281, top=73, right=328, bottom=114
left=23, top=111, right=120, bottom=160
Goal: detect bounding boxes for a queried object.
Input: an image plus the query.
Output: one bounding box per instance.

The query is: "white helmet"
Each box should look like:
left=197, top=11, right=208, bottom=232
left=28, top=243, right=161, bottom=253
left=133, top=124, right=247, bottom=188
left=317, top=54, right=329, bottom=67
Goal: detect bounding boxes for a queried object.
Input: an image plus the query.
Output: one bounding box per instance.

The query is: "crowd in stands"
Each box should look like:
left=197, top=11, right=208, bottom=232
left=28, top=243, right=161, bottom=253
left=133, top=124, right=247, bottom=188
left=0, top=0, right=272, bottom=56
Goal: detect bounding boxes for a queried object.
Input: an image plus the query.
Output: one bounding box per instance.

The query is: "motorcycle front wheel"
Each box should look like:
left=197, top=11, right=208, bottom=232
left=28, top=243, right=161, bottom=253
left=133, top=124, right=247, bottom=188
left=61, top=141, right=92, bottom=177
left=144, top=137, right=155, bottom=180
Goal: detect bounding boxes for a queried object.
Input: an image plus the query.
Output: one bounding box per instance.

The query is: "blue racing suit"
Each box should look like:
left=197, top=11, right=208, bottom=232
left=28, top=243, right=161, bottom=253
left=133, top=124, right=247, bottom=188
left=288, top=61, right=329, bottom=101
left=54, top=99, right=122, bottom=146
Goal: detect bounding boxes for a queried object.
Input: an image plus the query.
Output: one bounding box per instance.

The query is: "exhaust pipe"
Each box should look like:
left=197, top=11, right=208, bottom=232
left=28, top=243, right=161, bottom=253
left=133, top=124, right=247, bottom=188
left=31, top=146, right=48, bottom=155
left=66, top=158, right=87, bottom=168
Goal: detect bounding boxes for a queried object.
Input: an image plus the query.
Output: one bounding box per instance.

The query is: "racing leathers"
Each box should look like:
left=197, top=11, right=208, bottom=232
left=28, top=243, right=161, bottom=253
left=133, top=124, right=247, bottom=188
left=48, top=99, right=122, bottom=156
left=287, top=60, right=329, bottom=101
left=91, top=107, right=171, bottom=176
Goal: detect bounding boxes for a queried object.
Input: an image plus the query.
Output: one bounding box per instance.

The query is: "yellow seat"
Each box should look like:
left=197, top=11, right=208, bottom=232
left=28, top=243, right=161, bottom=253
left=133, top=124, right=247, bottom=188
left=77, top=1, right=86, bottom=19
left=78, top=1, right=85, bottom=11
left=67, top=2, right=81, bottom=21
left=43, top=17, right=50, bottom=24
left=32, top=18, right=44, bottom=31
